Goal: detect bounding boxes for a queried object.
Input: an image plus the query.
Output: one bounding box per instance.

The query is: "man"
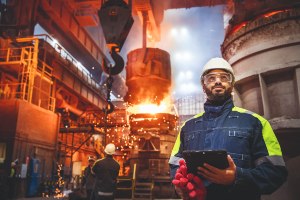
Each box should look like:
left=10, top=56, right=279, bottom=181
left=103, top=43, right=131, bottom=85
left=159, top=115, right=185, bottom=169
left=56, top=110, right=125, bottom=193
left=83, top=156, right=96, bottom=200
left=169, top=57, right=287, bottom=200
left=92, top=143, right=120, bottom=200
left=8, top=161, right=18, bottom=200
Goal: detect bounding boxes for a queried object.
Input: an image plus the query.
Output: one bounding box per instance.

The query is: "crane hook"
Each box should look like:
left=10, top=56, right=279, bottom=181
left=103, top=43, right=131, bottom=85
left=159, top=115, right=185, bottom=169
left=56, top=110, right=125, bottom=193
left=102, top=46, right=124, bottom=75
left=104, top=101, right=114, bottom=114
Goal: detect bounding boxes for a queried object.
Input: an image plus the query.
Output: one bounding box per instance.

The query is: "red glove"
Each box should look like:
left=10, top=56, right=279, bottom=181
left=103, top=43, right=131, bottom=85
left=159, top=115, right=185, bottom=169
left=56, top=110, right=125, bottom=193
left=172, top=159, right=206, bottom=200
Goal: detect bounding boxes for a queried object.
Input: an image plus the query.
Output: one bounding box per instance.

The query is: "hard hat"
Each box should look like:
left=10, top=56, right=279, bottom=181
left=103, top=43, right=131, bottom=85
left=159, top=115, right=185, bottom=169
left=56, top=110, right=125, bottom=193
left=88, top=156, right=96, bottom=161
left=201, top=57, right=234, bottom=78
left=104, top=143, right=116, bottom=155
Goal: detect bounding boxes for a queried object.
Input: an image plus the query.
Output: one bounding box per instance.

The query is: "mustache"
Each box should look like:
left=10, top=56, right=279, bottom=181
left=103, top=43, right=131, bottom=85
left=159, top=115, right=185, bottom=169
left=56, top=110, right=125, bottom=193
left=212, top=84, right=225, bottom=90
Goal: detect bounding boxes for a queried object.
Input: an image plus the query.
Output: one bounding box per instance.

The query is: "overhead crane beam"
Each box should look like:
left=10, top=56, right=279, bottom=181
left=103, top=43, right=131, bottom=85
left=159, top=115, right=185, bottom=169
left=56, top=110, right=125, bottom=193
left=161, top=0, right=227, bottom=9
left=37, top=0, right=107, bottom=81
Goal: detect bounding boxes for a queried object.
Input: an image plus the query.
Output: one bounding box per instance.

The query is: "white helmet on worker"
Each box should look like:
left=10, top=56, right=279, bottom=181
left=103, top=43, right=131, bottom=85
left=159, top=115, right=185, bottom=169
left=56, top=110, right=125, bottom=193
left=201, top=57, right=234, bottom=82
left=11, top=162, right=16, bottom=167
left=104, top=143, right=116, bottom=155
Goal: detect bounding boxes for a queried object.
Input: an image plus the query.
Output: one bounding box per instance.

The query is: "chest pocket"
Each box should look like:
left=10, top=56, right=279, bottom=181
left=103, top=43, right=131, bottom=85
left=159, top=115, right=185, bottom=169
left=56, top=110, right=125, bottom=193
left=225, top=127, right=250, bottom=140
left=228, top=130, right=249, bottom=138
left=218, top=128, right=251, bottom=153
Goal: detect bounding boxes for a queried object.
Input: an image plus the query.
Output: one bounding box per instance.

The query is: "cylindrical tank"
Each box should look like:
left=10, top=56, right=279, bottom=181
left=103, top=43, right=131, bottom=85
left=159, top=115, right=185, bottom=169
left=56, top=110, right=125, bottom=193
left=223, top=1, right=300, bottom=120
left=124, top=48, right=171, bottom=105
left=223, top=2, right=300, bottom=199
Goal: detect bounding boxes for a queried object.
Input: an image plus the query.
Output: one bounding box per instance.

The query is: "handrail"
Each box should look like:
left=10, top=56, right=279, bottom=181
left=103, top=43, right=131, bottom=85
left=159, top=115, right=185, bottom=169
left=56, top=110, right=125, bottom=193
left=35, top=34, right=105, bottom=95
left=132, top=163, right=136, bottom=198
left=116, top=163, right=137, bottom=199
left=0, top=46, right=34, bottom=63
left=0, top=83, right=55, bottom=112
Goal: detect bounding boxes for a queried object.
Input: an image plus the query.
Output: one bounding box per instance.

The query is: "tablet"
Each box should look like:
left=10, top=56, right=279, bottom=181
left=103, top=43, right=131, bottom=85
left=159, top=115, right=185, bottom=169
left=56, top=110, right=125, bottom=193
left=182, top=150, right=229, bottom=174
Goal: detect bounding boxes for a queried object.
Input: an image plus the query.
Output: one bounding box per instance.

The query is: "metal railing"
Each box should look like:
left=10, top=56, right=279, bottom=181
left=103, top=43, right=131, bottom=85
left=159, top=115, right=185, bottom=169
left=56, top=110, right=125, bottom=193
left=117, top=163, right=136, bottom=199
left=0, top=46, right=33, bottom=64
left=0, top=83, right=55, bottom=112
left=35, top=34, right=105, bottom=95
left=0, top=37, right=55, bottom=112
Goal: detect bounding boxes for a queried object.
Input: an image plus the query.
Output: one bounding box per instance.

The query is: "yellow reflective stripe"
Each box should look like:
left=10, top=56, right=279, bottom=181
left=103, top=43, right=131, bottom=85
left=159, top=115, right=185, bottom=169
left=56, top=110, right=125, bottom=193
left=170, top=112, right=204, bottom=156
left=232, top=107, right=282, bottom=156
left=10, top=168, right=15, bottom=177
left=193, top=112, right=205, bottom=118
left=252, top=113, right=282, bottom=156
left=232, top=106, right=250, bottom=114
left=171, top=130, right=182, bottom=156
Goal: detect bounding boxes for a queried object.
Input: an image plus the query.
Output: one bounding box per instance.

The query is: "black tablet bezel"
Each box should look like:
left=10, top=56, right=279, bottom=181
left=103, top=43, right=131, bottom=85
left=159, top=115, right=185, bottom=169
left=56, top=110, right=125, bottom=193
left=182, top=150, right=229, bottom=174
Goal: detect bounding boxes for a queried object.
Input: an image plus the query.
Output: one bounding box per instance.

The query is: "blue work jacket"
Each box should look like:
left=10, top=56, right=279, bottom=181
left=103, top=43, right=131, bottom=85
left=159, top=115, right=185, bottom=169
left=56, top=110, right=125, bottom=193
left=169, top=98, right=287, bottom=200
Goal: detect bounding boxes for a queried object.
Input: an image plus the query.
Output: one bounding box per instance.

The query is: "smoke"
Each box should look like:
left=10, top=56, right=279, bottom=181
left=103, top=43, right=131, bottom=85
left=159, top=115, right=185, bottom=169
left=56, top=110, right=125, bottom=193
left=122, top=6, right=226, bottom=99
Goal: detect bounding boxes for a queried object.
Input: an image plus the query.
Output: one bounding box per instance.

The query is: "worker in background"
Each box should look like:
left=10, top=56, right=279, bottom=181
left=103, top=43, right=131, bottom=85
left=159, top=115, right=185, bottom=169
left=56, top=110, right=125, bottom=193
left=8, top=160, right=18, bottom=199
left=169, top=57, right=287, bottom=200
left=3, top=83, right=11, bottom=99
left=0, top=86, right=4, bottom=98
left=92, top=143, right=120, bottom=200
left=83, top=156, right=96, bottom=200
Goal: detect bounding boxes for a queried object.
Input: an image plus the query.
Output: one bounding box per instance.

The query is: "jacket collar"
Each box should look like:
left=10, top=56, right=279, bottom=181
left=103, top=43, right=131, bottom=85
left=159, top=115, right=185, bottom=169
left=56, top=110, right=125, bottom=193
left=204, top=97, right=234, bottom=118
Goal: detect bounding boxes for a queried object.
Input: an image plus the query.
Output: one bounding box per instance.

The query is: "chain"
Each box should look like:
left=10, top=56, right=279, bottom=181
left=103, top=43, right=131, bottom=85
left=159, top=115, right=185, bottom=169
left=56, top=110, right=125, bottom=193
left=103, top=66, right=115, bottom=134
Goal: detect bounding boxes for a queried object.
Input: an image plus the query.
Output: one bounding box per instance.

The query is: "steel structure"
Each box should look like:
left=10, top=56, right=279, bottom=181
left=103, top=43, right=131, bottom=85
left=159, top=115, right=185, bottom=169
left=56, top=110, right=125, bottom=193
left=0, top=0, right=299, bottom=199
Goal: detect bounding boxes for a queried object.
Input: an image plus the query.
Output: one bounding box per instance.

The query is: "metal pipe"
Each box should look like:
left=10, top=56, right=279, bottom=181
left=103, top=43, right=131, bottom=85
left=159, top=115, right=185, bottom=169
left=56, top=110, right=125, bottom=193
left=142, top=11, right=147, bottom=49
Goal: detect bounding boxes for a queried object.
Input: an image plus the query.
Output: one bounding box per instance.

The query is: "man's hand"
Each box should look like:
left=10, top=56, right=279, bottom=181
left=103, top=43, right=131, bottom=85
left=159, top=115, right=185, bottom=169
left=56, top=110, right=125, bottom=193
left=172, top=160, right=206, bottom=200
left=197, top=155, right=236, bottom=185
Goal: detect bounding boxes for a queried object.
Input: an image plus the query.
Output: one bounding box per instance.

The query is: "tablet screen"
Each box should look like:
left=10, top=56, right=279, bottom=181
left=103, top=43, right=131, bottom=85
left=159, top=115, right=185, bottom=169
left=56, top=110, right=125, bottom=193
left=182, top=150, right=229, bottom=174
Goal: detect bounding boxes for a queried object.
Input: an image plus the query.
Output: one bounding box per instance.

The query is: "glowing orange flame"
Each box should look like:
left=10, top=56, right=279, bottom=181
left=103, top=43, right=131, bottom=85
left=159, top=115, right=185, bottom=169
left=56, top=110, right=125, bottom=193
left=263, top=10, right=286, bottom=18
left=230, top=9, right=289, bottom=35
left=130, top=103, right=167, bottom=114
left=231, top=22, right=247, bottom=34
left=127, top=97, right=176, bottom=115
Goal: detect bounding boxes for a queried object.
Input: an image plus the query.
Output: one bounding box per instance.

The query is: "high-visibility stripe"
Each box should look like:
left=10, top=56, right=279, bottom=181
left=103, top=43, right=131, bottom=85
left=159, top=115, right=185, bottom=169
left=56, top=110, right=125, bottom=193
left=170, top=129, right=182, bottom=156
left=232, top=106, right=254, bottom=115
left=10, top=168, right=15, bottom=177
left=98, top=191, right=113, bottom=196
left=255, top=155, right=285, bottom=167
left=170, top=112, right=205, bottom=156
left=232, top=107, right=282, bottom=156
left=193, top=112, right=205, bottom=119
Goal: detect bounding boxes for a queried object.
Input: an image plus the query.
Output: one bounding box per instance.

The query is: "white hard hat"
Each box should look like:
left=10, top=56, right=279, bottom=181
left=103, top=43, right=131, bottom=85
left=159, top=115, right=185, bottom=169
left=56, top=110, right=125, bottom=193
left=201, top=57, right=234, bottom=78
left=104, top=143, right=116, bottom=155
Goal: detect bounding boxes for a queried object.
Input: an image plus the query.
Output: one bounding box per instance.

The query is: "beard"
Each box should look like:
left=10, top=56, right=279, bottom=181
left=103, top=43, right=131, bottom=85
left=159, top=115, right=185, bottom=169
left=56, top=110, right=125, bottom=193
left=203, top=83, right=233, bottom=103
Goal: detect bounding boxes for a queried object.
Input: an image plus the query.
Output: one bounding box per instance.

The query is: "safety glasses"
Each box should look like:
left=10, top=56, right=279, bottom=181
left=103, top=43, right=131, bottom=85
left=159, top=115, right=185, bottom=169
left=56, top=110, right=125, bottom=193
left=203, top=72, right=232, bottom=84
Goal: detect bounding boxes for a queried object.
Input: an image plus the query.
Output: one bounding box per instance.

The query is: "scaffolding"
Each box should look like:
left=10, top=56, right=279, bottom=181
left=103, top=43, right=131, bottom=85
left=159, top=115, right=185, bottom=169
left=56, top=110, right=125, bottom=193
left=0, top=37, right=55, bottom=112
